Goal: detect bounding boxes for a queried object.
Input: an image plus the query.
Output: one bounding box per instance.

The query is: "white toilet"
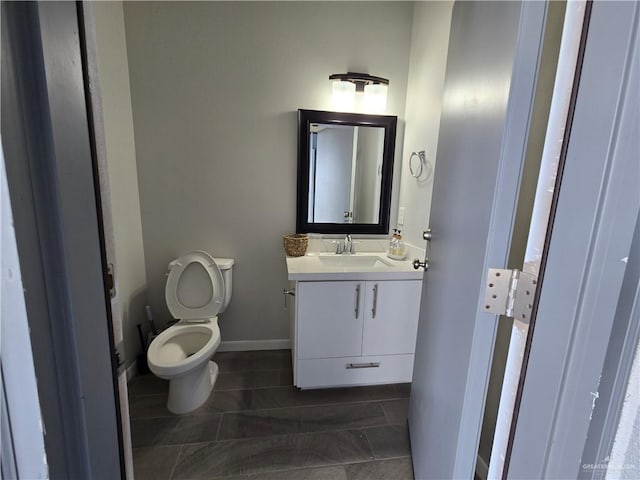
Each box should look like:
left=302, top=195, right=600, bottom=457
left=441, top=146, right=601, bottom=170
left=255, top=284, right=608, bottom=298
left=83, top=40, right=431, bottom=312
left=147, top=250, right=234, bottom=414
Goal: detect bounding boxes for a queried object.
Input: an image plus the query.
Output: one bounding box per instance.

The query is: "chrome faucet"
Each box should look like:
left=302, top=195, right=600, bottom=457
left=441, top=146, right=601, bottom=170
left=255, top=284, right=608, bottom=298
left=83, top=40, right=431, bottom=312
left=344, top=234, right=355, bottom=254
left=334, top=234, right=356, bottom=254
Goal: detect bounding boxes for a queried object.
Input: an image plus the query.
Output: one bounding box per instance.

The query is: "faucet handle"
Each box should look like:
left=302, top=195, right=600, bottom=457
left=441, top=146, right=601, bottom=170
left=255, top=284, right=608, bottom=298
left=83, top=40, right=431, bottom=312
left=333, top=240, right=344, bottom=254
left=344, top=235, right=355, bottom=254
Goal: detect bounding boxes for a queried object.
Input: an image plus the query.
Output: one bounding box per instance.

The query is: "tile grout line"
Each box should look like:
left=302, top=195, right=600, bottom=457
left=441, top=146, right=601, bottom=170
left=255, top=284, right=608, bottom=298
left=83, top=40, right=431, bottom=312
left=134, top=427, right=385, bottom=449
left=215, top=411, right=224, bottom=442
left=167, top=444, right=183, bottom=480
left=207, top=457, right=415, bottom=480
left=133, top=409, right=393, bottom=445
left=155, top=425, right=400, bottom=449
left=362, top=428, right=378, bottom=461
left=371, top=453, right=413, bottom=460
left=223, top=464, right=351, bottom=480
left=379, top=402, right=392, bottom=426
left=248, top=398, right=409, bottom=412
left=129, top=395, right=407, bottom=420
left=142, top=449, right=413, bottom=480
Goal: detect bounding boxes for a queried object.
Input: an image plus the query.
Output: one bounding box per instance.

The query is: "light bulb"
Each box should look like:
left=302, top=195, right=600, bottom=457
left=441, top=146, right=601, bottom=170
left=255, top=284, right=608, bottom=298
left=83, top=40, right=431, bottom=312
left=332, top=81, right=356, bottom=111
left=363, top=83, right=388, bottom=113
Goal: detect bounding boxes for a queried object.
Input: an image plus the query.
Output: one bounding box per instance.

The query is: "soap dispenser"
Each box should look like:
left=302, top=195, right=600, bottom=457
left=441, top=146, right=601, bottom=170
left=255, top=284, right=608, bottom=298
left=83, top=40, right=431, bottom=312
left=387, top=228, right=407, bottom=260
left=395, top=230, right=406, bottom=259
left=388, top=229, right=403, bottom=260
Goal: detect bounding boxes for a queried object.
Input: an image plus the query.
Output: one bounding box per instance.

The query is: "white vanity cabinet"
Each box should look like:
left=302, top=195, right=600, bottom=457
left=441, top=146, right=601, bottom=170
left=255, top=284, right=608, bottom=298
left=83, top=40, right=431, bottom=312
left=361, top=280, right=421, bottom=356
left=296, top=281, right=364, bottom=359
left=293, top=279, right=422, bottom=388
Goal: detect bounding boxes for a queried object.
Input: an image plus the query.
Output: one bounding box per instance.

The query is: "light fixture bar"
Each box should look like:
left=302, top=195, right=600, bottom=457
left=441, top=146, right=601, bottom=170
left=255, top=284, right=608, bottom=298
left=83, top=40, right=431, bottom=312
left=329, top=72, right=389, bottom=92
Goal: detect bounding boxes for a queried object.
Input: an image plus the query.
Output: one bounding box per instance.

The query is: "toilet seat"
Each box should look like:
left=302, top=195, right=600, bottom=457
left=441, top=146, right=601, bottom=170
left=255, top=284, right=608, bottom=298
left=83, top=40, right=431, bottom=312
left=165, top=250, right=225, bottom=320
left=147, top=321, right=221, bottom=377
left=147, top=319, right=222, bottom=413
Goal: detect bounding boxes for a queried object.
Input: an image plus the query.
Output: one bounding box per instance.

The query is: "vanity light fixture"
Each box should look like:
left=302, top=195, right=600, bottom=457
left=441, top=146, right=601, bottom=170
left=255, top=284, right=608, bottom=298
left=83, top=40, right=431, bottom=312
left=329, top=72, right=389, bottom=113
left=331, top=80, right=356, bottom=111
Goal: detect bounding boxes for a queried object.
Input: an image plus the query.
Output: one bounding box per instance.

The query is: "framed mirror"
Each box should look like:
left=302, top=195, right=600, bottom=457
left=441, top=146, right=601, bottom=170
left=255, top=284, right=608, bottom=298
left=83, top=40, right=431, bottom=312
left=297, top=109, right=397, bottom=234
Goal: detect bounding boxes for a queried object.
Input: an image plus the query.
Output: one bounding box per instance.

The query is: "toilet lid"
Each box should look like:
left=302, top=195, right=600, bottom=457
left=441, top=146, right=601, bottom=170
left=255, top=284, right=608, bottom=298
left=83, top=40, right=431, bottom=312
left=165, top=250, right=225, bottom=320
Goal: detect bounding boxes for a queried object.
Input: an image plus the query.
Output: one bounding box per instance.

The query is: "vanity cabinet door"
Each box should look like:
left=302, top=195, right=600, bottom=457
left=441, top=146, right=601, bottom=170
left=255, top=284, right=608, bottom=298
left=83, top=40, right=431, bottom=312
left=362, top=280, right=422, bottom=356
left=296, top=281, right=364, bottom=359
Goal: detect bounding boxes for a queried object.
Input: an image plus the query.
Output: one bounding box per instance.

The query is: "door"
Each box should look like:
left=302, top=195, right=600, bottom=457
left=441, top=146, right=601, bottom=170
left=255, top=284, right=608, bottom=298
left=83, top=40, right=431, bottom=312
left=408, top=2, right=549, bottom=478
left=362, top=280, right=421, bottom=356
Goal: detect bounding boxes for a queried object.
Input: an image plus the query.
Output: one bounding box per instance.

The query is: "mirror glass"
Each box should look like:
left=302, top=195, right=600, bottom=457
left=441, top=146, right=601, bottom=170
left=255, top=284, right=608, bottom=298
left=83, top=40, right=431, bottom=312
left=297, top=110, right=397, bottom=234
left=307, top=123, right=384, bottom=224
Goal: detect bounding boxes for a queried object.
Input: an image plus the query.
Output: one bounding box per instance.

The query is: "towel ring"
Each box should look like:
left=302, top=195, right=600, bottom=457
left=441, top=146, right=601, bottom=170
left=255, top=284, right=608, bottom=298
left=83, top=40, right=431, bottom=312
left=409, top=151, right=426, bottom=178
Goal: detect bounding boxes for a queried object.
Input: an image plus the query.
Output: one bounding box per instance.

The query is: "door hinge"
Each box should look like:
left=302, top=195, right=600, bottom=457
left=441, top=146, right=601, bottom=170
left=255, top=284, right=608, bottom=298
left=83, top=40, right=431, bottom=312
left=113, top=340, right=126, bottom=375
left=482, top=268, right=537, bottom=323
left=107, top=263, right=116, bottom=299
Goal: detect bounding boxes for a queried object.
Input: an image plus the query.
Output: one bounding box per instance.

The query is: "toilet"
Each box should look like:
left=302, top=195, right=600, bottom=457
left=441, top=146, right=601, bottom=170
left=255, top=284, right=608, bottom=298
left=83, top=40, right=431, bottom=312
left=147, top=250, right=234, bottom=414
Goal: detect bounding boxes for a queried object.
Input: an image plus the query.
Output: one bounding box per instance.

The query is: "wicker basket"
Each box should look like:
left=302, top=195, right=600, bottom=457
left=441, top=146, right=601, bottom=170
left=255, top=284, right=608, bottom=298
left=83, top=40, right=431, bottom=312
left=283, top=234, right=308, bottom=257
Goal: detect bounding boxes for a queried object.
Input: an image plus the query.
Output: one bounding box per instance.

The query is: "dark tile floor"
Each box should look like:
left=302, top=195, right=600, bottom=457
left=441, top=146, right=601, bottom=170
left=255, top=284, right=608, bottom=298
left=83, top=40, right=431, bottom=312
left=128, top=350, right=414, bottom=480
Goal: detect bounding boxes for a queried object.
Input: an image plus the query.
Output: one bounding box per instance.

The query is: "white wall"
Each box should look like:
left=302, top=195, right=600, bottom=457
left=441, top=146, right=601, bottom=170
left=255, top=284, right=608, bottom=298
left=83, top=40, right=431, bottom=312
left=122, top=2, right=414, bottom=342
left=93, top=1, right=148, bottom=367
left=396, top=1, right=453, bottom=249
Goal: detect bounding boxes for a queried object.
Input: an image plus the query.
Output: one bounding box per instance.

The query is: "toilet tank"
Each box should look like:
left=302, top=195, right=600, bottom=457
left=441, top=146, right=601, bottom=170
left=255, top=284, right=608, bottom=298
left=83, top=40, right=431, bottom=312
left=213, top=257, right=234, bottom=314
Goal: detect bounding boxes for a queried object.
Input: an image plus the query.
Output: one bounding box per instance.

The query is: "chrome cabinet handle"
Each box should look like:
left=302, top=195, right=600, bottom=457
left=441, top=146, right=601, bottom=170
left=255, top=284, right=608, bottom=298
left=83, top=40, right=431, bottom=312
left=282, top=288, right=295, bottom=310
left=346, top=362, right=380, bottom=369
left=355, top=284, right=360, bottom=318
left=371, top=284, right=378, bottom=318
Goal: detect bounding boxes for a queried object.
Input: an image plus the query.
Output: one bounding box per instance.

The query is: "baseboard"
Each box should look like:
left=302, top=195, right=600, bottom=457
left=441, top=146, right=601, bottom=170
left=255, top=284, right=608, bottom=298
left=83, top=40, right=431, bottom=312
left=217, top=339, right=291, bottom=352
left=125, top=361, right=137, bottom=382
left=476, top=454, right=489, bottom=480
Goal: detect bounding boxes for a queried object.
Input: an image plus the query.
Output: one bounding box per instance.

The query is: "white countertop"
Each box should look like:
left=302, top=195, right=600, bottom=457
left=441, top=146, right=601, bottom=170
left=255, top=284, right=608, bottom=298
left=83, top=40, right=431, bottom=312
left=286, top=252, right=424, bottom=281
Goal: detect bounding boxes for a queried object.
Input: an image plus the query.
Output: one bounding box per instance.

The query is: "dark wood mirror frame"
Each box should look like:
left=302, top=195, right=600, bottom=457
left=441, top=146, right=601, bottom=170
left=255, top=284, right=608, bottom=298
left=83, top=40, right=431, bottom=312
left=296, top=109, right=397, bottom=235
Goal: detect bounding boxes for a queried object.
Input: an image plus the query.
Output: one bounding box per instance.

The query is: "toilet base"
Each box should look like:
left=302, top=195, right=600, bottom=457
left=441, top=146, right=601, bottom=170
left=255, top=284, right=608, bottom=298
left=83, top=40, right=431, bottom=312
left=166, top=360, right=219, bottom=414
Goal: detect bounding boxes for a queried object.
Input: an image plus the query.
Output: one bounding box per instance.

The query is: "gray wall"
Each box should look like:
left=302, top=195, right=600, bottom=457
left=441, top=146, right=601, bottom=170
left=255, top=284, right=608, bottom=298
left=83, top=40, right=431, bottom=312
left=93, top=1, right=148, bottom=367
left=123, top=2, right=413, bottom=342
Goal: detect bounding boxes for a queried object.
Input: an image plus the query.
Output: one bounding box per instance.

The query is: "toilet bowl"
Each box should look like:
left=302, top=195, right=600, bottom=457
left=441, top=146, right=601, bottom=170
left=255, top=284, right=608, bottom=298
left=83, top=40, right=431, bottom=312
left=147, top=250, right=234, bottom=414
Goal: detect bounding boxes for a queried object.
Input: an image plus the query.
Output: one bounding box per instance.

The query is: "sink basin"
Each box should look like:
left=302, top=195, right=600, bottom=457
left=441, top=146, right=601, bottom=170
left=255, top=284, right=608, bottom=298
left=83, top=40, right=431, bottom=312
left=317, top=255, right=395, bottom=269
left=287, top=251, right=422, bottom=280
